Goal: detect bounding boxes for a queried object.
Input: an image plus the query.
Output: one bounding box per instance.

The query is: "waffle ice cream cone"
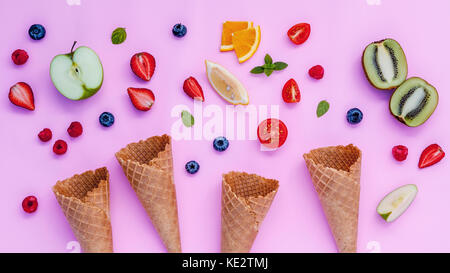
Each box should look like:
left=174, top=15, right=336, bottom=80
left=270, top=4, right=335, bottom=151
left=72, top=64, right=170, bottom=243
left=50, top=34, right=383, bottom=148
left=115, top=134, right=181, bottom=253
left=303, top=144, right=362, bottom=253
left=221, top=171, right=279, bottom=253
left=52, top=167, right=113, bottom=253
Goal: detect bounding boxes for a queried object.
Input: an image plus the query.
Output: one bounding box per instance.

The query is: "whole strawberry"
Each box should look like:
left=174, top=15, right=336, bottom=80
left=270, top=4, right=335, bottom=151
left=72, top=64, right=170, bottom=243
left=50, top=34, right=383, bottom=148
left=127, top=87, right=155, bottom=111
left=9, top=82, right=35, bottom=111
left=130, top=52, right=155, bottom=81
left=183, top=77, right=205, bottom=101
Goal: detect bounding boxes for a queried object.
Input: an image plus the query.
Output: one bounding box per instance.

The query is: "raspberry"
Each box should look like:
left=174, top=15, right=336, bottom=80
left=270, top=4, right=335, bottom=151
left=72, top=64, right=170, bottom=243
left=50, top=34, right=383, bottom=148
left=392, top=145, right=408, bottom=161
left=53, top=140, right=68, bottom=155
left=12, top=49, right=29, bottom=65
left=308, top=65, right=324, bottom=80
left=38, top=128, right=52, bottom=142
left=22, top=196, right=38, bottom=213
left=67, top=121, right=83, bottom=137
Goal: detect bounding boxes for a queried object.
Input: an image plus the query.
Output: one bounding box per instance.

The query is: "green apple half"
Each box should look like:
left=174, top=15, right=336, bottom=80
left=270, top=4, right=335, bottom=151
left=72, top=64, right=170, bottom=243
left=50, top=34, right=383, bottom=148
left=377, top=184, right=418, bottom=223
left=50, top=42, right=103, bottom=100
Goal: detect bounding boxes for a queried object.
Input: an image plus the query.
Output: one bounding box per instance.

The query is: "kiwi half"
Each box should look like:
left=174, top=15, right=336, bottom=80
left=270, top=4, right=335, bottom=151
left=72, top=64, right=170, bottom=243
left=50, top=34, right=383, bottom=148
left=363, top=39, right=407, bottom=90
left=390, top=77, right=438, bottom=127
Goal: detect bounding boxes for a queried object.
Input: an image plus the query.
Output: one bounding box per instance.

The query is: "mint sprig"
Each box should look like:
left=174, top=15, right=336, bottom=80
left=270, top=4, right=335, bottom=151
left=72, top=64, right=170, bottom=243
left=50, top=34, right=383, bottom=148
left=251, top=54, right=288, bottom=77
left=111, top=27, right=127, bottom=44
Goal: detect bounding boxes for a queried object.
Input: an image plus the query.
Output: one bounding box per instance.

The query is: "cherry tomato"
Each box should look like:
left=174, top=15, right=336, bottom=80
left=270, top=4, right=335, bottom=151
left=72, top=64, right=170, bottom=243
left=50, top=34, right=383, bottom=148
left=287, top=23, right=311, bottom=45
left=282, top=78, right=300, bottom=103
left=257, top=118, right=288, bottom=149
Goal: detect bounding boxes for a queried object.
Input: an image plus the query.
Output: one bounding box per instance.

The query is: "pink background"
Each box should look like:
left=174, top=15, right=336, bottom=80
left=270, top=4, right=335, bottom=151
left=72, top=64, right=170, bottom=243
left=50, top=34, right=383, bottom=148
left=1, top=0, right=450, bottom=253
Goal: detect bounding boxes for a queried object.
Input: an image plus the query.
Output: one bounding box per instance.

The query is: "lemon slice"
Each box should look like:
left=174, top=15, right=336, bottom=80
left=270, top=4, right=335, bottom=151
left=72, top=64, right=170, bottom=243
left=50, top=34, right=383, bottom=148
left=231, top=25, right=261, bottom=63
left=205, top=60, right=249, bottom=105
left=220, top=21, right=253, bottom=52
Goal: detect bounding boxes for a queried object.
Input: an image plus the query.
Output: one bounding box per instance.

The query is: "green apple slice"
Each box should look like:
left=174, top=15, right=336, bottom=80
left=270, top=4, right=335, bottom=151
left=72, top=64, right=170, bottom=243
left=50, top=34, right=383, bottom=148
left=50, top=44, right=103, bottom=100
left=377, top=184, right=418, bottom=222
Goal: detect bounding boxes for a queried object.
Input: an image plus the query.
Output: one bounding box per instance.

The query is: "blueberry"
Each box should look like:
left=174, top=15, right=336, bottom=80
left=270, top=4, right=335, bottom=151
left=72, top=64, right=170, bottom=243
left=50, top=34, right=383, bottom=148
left=99, top=112, right=115, bottom=127
left=346, top=108, right=363, bottom=124
left=185, top=160, right=199, bottom=174
left=28, top=24, right=46, bottom=40
left=213, top=136, right=229, bottom=152
left=172, top=23, right=187, bottom=38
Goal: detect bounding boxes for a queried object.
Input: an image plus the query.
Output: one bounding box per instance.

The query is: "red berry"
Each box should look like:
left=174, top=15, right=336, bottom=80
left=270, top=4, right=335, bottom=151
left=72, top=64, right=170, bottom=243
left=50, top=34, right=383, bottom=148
left=130, top=52, right=156, bottom=81
left=38, top=128, right=52, bottom=142
left=12, top=49, right=29, bottom=65
left=9, top=82, right=35, bottom=111
left=53, top=140, right=68, bottom=155
left=392, top=145, right=408, bottom=161
left=418, top=144, right=445, bottom=169
left=127, top=87, right=155, bottom=111
left=183, top=76, right=205, bottom=101
left=67, top=121, right=83, bottom=137
left=22, top=196, right=38, bottom=213
left=309, top=65, right=324, bottom=80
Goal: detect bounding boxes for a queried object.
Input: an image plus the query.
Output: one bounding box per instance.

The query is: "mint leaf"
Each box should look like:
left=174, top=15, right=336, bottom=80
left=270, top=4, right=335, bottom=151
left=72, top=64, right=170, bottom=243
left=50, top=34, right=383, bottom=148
left=316, top=100, right=330, bottom=117
left=264, top=54, right=273, bottom=64
left=263, top=63, right=275, bottom=70
left=251, top=55, right=287, bottom=77
left=264, top=69, right=273, bottom=77
left=250, top=66, right=265, bottom=74
left=181, top=110, right=194, bottom=127
left=111, top=27, right=127, bottom=44
left=273, top=62, right=288, bottom=71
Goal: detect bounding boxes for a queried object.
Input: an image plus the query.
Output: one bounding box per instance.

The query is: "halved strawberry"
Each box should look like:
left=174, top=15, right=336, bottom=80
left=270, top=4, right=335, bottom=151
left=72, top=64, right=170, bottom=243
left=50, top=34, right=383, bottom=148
left=183, top=76, right=205, bottom=101
left=9, top=82, right=35, bottom=110
left=127, top=87, right=155, bottom=111
left=282, top=78, right=300, bottom=103
left=130, top=52, right=155, bottom=81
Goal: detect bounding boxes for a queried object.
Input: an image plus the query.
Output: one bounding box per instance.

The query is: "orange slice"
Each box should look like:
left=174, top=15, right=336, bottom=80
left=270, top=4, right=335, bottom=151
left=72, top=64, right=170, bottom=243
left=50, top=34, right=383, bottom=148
left=220, top=21, right=253, bottom=52
left=231, top=25, right=261, bottom=63
left=205, top=60, right=249, bottom=105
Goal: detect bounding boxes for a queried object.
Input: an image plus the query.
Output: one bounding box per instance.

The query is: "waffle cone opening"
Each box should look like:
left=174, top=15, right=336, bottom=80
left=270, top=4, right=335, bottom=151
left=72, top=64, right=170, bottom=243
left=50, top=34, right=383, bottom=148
left=53, top=167, right=109, bottom=202
left=223, top=171, right=279, bottom=199
left=304, top=144, right=361, bottom=172
left=116, top=134, right=171, bottom=165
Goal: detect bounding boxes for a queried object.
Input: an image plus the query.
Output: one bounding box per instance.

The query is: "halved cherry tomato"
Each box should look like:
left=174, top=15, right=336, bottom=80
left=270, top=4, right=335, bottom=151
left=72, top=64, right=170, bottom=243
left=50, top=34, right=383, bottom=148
left=287, top=23, right=311, bottom=45
left=282, top=78, right=300, bottom=103
left=257, top=118, right=288, bottom=149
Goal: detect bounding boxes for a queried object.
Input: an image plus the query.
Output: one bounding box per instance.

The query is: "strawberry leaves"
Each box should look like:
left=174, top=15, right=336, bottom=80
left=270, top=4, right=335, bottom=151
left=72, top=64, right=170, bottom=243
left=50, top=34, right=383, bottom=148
left=251, top=54, right=288, bottom=77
